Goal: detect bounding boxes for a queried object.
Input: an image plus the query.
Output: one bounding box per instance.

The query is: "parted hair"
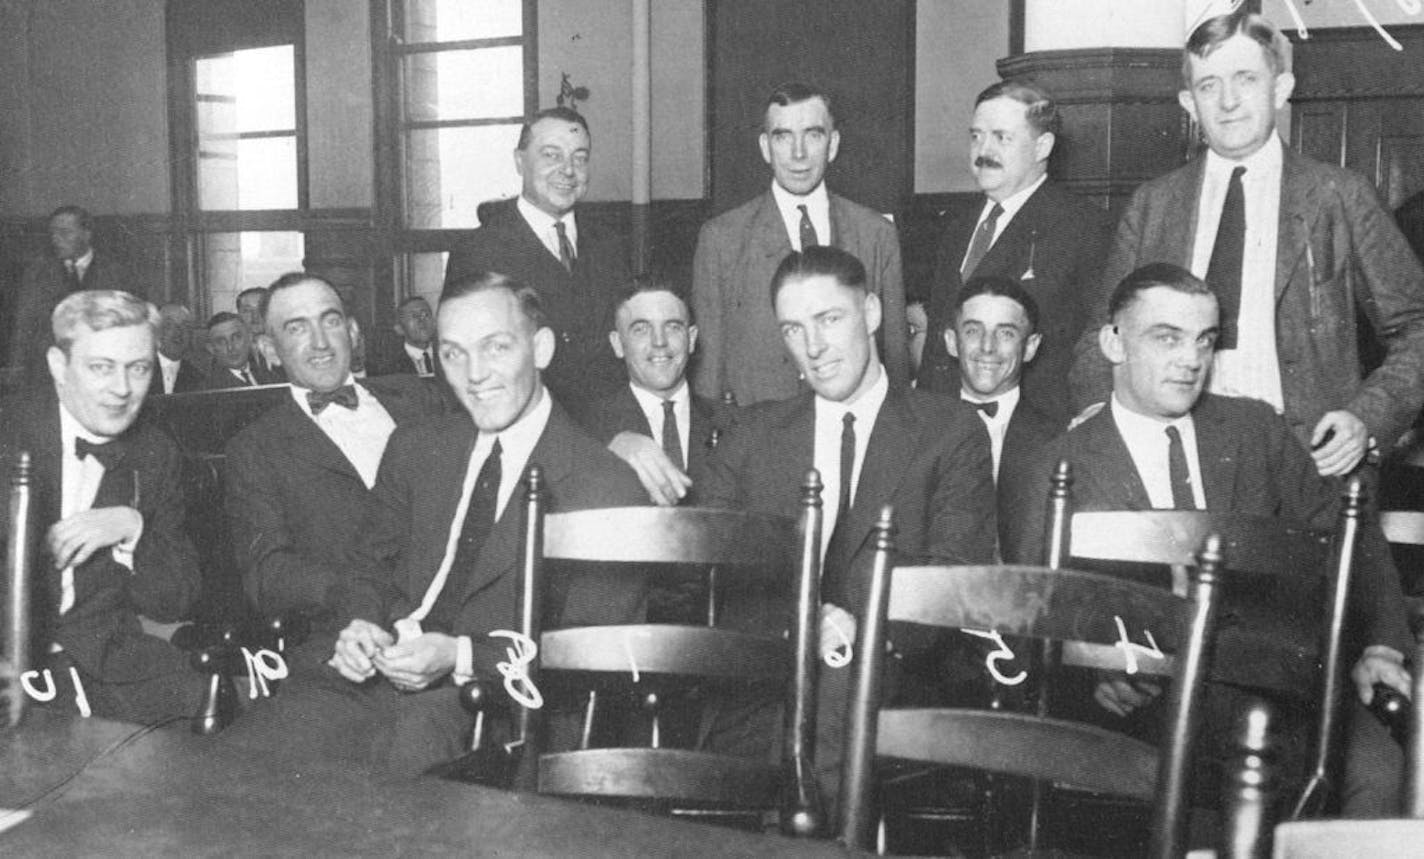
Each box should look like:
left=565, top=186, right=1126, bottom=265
left=440, top=270, right=549, bottom=331
left=1107, top=262, right=1214, bottom=321
left=769, top=245, right=868, bottom=304
left=51, top=289, right=159, bottom=354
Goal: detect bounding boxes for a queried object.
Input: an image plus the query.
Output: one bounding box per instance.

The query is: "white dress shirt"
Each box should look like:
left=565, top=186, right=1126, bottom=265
left=68, top=247, right=95, bottom=282
left=402, top=341, right=436, bottom=377
left=813, top=365, right=889, bottom=558
left=963, top=385, right=1020, bottom=481
left=289, top=377, right=398, bottom=489
left=1110, top=396, right=1207, bottom=510
left=1190, top=135, right=1285, bottom=413
left=628, top=380, right=691, bottom=464
left=56, top=404, right=141, bottom=620
left=405, top=388, right=553, bottom=682
left=961, top=173, right=1047, bottom=272
left=771, top=180, right=831, bottom=252
left=158, top=353, right=181, bottom=394
left=517, top=196, right=578, bottom=262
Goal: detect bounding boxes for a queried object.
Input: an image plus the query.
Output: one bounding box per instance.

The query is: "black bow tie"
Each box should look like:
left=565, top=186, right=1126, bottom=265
left=308, top=385, right=359, bottom=415
left=967, top=399, right=999, bottom=418
left=75, top=437, right=127, bottom=469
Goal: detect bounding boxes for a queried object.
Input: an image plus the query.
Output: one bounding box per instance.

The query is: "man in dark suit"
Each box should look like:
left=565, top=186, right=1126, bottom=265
left=202, top=312, right=282, bottom=389
left=583, top=279, right=732, bottom=507
left=221, top=272, right=645, bottom=777
left=1006, top=263, right=1414, bottom=817
left=236, top=286, right=285, bottom=384
left=0, top=290, right=203, bottom=724
left=224, top=273, right=446, bottom=664
left=1069, top=11, right=1424, bottom=478
left=701, top=246, right=996, bottom=807
left=917, top=81, right=1110, bottom=424
left=370, top=296, right=437, bottom=378
left=691, top=82, right=908, bottom=406
left=443, top=107, right=628, bottom=422
left=154, top=303, right=205, bottom=395
left=7, top=205, right=135, bottom=388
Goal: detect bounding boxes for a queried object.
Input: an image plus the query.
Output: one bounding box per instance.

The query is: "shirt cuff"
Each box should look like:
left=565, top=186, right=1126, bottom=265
left=111, top=511, right=144, bottom=572
left=453, top=635, right=475, bottom=685
left=1363, top=644, right=1407, bottom=666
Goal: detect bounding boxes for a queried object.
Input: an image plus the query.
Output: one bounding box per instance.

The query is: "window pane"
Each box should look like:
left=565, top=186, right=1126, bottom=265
left=400, top=252, right=449, bottom=309
left=203, top=232, right=305, bottom=316
left=195, top=46, right=295, bottom=133
left=403, top=0, right=522, bottom=42
left=403, top=46, right=523, bottom=122
left=198, top=136, right=298, bottom=211
left=404, top=123, right=521, bottom=228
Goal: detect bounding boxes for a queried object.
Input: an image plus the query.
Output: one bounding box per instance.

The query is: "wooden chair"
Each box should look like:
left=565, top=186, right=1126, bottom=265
left=1061, top=465, right=1368, bottom=822
left=1379, top=509, right=1424, bottom=639
left=447, top=464, right=826, bottom=837
left=837, top=503, right=1224, bottom=858
left=3, top=451, right=34, bottom=727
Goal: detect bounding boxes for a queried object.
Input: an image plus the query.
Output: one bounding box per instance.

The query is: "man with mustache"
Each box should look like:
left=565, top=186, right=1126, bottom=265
left=443, top=107, right=628, bottom=423
left=918, top=81, right=1110, bottom=425
left=1004, top=263, right=1415, bottom=818
left=691, top=82, right=909, bottom=407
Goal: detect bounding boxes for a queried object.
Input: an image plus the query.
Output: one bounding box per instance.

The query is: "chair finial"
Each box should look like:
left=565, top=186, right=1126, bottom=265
left=873, top=505, right=896, bottom=549
left=1343, top=474, right=1365, bottom=513
left=524, top=463, right=544, bottom=497
left=1196, top=532, right=1224, bottom=585
left=1050, top=459, right=1072, bottom=500
left=11, top=451, right=30, bottom=487
left=801, top=468, right=823, bottom=508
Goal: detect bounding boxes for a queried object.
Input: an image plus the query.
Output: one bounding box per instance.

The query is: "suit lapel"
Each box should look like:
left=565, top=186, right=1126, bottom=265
left=1275, top=149, right=1314, bottom=300
left=1076, top=409, right=1153, bottom=509
left=845, top=390, right=917, bottom=547
left=274, top=397, right=365, bottom=484
left=748, top=191, right=794, bottom=263
left=1192, top=396, right=1241, bottom=512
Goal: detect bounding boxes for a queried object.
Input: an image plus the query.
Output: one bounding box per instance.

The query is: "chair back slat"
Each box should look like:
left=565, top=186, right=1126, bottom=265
left=542, top=507, right=797, bottom=566
left=888, top=565, right=1186, bottom=651
left=5, top=451, right=33, bottom=728
left=1381, top=510, right=1424, bottom=546
left=875, top=709, right=1159, bottom=800
left=1072, top=511, right=1330, bottom=576
left=540, top=625, right=791, bottom=679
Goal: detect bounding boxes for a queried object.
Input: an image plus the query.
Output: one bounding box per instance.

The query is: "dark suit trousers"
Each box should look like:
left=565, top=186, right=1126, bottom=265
left=38, top=650, right=206, bottom=727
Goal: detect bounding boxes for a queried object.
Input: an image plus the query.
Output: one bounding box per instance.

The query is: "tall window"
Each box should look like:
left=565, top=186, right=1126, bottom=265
left=168, top=0, right=307, bottom=316
left=379, top=0, right=536, bottom=300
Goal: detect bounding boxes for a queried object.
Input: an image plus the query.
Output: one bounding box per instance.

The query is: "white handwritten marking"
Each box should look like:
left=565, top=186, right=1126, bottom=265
left=1113, top=616, right=1165, bottom=676
left=67, top=667, right=91, bottom=718
left=489, top=629, right=543, bottom=709
left=241, top=648, right=290, bottom=699
left=823, top=615, right=853, bottom=669
left=19, top=670, right=55, bottom=702
left=622, top=631, right=642, bottom=684
left=962, top=628, right=1028, bottom=686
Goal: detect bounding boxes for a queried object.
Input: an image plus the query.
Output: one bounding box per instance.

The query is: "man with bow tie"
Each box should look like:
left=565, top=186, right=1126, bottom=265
left=224, top=273, right=446, bottom=665
left=0, top=289, right=203, bottom=724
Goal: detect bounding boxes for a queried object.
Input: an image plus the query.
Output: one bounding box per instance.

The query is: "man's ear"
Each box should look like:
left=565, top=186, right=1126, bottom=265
left=758, top=132, right=772, bottom=167
left=1098, top=322, right=1126, bottom=365
left=533, top=325, right=556, bottom=370
left=944, top=328, right=960, bottom=360
left=257, top=333, right=280, bottom=367
left=827, top=129, right=841, bottom=164
left=607, top=330, right=624, bottom=360
left=862, top=291, right=882, bottom=336
left=687, top=324, right=699, bottom=355
left=1177, top=89, right=1199, bottom=125
left=1033, top=131, right=1056, bottom=164
left=46, top=345, right=66, bottom=387
left=1273, top=71, right=1296, bottom=110
left=1023, top=331, right=1043, bottom=365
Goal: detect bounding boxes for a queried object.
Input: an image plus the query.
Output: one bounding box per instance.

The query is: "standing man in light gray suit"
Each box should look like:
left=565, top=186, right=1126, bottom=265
left=691, top=82, right=907, bottom=406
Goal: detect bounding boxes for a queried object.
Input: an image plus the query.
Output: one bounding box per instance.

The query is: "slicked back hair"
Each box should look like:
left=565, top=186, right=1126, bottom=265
left=769, top=245, right=867, bottom=305
left=260, top=272, right=343, bottom=324
left=52, top=289, right=159, bottom=354
left=1107, top=262, right=1215, bottom=322
left=1183, top=10, right=1291, bottom=88
left=440, top=271, right=549, bottom=332
left=765, top=81, right=835, bottom=130
left=951, top=275, right=1042, bottom=335
left=49, top=204, right=93, bottom=231
left=516, top=106, right=590, bottom=150
left=613, top=274, right=693, bottom=326
left=974, top=79, right=1060, bottom=138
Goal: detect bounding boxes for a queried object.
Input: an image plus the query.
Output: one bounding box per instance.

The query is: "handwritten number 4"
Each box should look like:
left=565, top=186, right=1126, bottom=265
left=1113, top=616, right=1163, bottom=676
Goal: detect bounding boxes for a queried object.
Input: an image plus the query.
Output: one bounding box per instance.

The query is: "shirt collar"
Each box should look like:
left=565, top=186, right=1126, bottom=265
left=1205, top=133, right=1283, bottom=180
left=403, top=341, right=432, bottom=362
left=629, top=379, right=687, bottom=412
left=1110, top=393, right=1194, bottom=437
left=814, top=362, right=889, bottom=428
left=289, top=373, right=361, bottom=418
left=479, top=384, right=554, bottom=467
left=987, top=172, right=1047, bottom=222
left=517, top=195, right=575, bottom=237
left=157, top=353, right=179, bottom=370
left=771, top=180, right=830, bottom=219
left=69, top=248, right=95, bottom=270
left=963, top=384, right=1020, bottom=422
left=57, top=399, right=111, bottom=452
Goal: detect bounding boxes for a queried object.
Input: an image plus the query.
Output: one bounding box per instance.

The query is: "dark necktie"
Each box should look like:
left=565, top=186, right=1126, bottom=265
left=960, top=203, right=1003, bottom=279
left=426, top=438, right=503, bottom=632
left=821, top=412, right=857, bottom=607
left=554, top=220, right=575, bottom=272
left=420, top=350, right=433, bottom=375
left=1165, top=426, right=1196, bottom=511
left=660, top=399, right=684, bottom=472
left=65, top=260, right=82, bottom=291
left=798, top=204, right=819, bottom=250
left=307, top=384, right=359, bottom=415
left=75, top=437, right=127, bottom=471
left=1206, top=165, right=1246, bottom=351
left=968, top=399, right=999, bottom=418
